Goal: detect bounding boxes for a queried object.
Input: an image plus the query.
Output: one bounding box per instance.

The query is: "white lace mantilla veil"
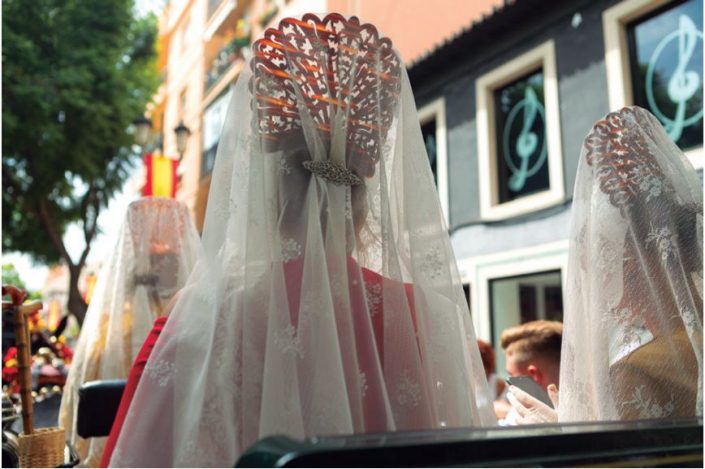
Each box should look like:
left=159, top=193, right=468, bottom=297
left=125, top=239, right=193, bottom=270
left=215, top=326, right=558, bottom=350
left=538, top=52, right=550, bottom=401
left=59, top=197, right=200, bottom=467
left=559, top=106, right=703, bottom=423
left=109, top=13, right=495, bottom=468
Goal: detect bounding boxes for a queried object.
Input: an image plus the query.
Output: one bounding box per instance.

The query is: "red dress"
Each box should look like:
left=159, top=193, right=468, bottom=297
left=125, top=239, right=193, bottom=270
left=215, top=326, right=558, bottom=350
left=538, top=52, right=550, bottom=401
left=103, top=257, right=426, bottom=464
left=100, top=316, right=167, bottom=467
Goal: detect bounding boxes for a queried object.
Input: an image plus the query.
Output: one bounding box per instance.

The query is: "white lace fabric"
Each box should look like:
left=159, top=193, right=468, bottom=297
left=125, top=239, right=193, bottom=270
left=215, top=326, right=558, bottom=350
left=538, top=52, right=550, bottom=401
left=559, top=106, right=703, bottom=422
left=59, top=197, right=201, bottom=467
left=109, top=13, right=495, bottom=468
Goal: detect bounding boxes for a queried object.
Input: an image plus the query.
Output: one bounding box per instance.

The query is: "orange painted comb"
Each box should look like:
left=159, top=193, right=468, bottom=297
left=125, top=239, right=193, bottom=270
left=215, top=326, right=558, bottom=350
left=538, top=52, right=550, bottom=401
left=251, top=13, right=401, bottom=171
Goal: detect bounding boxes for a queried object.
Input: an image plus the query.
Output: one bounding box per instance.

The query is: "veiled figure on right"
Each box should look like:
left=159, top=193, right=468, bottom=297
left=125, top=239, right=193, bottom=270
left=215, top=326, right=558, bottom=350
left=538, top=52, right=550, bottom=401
left=559, top=106, right=703, bottom=422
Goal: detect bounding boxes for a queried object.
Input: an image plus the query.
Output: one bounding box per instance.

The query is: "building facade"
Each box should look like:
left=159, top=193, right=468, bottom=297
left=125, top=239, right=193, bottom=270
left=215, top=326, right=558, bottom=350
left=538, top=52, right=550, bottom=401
left=152, top=0, right=702, bottom=371
left=408, top=0, right=703, bottom=370
left=156, top=0, right=505, bottom=229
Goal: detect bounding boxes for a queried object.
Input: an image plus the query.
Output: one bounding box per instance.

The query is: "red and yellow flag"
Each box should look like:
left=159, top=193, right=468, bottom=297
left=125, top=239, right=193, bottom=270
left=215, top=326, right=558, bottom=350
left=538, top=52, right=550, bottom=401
left=143, top=152, right=178, bottom=198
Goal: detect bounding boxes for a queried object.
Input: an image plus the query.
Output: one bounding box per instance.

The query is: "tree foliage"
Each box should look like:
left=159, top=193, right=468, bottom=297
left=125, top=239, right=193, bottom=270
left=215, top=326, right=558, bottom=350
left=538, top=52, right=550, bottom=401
left=2, top=0, right=159, bottom=324
left=2, top=264, right=42, bottom=300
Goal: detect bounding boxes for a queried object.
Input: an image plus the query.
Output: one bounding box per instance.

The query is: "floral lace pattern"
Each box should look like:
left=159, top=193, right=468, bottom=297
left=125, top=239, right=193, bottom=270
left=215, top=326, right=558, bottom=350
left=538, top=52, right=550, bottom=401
left=145, top=359, right=176, bottom=387
left=645, top=226, right=677, bottom=263
left=274, top=324, right=304, bottom=358
left=359, top=371, right=369, bottom=398
left=280, top=237, right=302, bottom=262
left=364, top=281, right=382, bottom=317
left=421, top=246, right=444, bottom=280
left=634, top=165, right=663, bottom=202
left=278, top=156, right=292, bottom=175
left=300, top=292, right=328, bottom=318
left=396, top=369, right=421, bottom=408
left=621, top=385, right=675, bottom=419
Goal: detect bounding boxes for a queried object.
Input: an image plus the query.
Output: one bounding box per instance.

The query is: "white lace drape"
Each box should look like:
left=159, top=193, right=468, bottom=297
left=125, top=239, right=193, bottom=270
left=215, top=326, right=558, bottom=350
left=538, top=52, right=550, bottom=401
left=559, top=106, right=703, bottom=422
left=59, top=197, right=200, bottom=467
left=109, top=13, right=495, bottom=468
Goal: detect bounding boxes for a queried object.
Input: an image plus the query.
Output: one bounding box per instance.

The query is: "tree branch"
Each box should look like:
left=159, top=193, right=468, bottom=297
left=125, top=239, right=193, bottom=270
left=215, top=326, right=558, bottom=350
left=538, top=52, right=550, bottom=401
left=37, top=198, right=74, bottom=268
left=78, top=185, right=100, bottom=269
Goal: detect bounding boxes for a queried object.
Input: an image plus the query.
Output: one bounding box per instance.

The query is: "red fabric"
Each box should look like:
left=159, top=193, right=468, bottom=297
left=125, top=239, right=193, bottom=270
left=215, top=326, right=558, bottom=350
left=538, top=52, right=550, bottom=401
left=142, top=153, right=153, bottom=197
left=101, top=316, right=168, bottom=468
left=282, top=256, right=421, bottom=431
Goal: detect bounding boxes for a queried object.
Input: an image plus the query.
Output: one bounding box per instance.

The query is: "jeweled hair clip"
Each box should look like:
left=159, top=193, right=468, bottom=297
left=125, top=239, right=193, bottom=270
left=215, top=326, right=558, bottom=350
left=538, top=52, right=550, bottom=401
left=302, top=160, right=362, bottom=186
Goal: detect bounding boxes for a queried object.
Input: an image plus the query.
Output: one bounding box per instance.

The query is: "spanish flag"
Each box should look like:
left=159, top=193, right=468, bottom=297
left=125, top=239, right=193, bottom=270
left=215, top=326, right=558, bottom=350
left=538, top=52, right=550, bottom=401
left=143, top=152, right=178, bottom=198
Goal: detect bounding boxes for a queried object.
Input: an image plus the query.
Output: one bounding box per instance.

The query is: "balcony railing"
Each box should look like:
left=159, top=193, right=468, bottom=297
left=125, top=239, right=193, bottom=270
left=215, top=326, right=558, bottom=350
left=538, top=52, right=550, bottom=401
left=205, top=35, right=250, bottom=92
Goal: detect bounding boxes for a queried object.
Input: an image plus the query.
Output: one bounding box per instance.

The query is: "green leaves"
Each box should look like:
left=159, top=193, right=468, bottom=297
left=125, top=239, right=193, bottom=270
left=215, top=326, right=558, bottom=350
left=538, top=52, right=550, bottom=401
left=2, top=0, right=158, bottom=267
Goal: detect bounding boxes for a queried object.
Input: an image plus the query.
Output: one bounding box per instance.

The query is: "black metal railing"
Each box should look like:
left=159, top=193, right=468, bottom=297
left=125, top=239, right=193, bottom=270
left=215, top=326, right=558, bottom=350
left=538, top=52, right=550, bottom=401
left=204, top=36, right=250, bottom=92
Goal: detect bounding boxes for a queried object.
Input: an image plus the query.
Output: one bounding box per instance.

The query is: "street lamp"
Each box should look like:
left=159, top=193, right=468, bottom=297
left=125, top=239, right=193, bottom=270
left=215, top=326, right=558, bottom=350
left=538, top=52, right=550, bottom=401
left=174, top=121, right=191, bottom=160
left=133, top=116, right=153, bottom=148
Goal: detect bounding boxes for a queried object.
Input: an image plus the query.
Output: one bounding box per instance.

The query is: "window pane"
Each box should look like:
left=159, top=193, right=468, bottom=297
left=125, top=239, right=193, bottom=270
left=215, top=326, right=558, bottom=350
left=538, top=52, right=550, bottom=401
left=490, top=270, right=563, bottom=375
left=628, top=0, right=703, bottom=151
left=462, top=284, right=471, bottom=315
left=493, top=70, right=550, bottom=204
left=202, top=87, right=233, bottom=178
left=421, top=119, right=438, bottom=186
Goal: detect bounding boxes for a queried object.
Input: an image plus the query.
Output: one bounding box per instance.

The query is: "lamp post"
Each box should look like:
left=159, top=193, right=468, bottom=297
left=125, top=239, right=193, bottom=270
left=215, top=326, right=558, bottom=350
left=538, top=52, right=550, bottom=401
left=133, top=116, right=153, bottom=150
left=174, top=121, right=191, bottom=161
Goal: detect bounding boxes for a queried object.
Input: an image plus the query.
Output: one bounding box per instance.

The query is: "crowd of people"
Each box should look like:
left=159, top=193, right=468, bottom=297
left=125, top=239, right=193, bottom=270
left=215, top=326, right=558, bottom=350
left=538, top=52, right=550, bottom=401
left=47, top=13, right=701, bottom=468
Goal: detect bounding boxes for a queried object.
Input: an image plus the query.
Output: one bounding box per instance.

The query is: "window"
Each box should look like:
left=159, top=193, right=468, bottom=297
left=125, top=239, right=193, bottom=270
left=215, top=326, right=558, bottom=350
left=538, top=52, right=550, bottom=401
left=493, top=70, right=549, bottom=203
left=462, top=283, right=472, bottom=315
left=202, top=86, right=233, bottom=178
left=476, top=40, right=564, bottom=221
left=421, top=120, right=438, bottom=185
left=418, top=98, right=449, bottom=225
left=490, top=270, right=563, bottom=375
left=604, top=0, right=703, bottom=167
left=471, top=240, right=569, bottom=373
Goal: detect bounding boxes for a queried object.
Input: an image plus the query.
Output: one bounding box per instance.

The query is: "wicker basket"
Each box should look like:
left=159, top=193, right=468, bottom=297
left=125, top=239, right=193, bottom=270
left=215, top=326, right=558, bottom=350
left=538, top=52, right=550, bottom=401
left=18, top=426, right=65, bottom=468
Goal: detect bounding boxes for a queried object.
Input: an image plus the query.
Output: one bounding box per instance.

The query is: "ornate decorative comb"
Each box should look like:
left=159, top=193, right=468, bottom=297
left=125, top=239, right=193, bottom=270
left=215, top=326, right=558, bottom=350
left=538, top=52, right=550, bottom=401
left=584, top=106, right=667, bottom=210
left=251, top=13, right=402, bottom=182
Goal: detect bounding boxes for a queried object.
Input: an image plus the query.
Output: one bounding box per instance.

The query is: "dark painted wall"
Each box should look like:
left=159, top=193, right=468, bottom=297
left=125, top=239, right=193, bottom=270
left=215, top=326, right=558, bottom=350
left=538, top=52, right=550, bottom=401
left=411, top=0, right=623, bottom=256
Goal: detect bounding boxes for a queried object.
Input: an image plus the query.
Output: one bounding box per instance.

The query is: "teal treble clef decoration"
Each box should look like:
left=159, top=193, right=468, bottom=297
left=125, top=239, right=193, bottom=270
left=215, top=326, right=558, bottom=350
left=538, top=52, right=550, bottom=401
left=646, top=14, right=703, bottom=143
left=502, top=86, right=547, bottom=192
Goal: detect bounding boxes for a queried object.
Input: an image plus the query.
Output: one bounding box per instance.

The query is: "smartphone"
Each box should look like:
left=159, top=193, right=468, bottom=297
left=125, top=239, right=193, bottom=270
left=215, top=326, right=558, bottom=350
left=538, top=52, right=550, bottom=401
left=506, top=376, right=554, bottom=408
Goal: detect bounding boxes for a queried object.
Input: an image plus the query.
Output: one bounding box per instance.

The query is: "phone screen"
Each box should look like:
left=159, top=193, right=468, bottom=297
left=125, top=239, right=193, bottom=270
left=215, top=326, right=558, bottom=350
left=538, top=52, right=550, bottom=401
left=506, top=376, right=554, bottom=408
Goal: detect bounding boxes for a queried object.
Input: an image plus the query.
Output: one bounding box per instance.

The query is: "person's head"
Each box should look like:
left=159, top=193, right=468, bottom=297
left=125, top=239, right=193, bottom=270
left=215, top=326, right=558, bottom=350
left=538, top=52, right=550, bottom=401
left=126, top=197, right=197, bottom=307
left=476, top=339, right=495, bottom=379
left=584, top=106, right=703, bottom=336
left=500, top=320, right=562, bottom=390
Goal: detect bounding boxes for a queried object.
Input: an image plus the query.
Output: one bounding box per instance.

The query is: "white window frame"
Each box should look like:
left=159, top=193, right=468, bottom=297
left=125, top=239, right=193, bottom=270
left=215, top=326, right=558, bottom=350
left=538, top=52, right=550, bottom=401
left=418, top=97, right=450, bottom=226
left=475, top=40, right=565, bottom=221
left=603, top=0, right=703, bottom=169
left=456, top=240, right=569, bottom=342
left=460, top=278, right=474, bottom=317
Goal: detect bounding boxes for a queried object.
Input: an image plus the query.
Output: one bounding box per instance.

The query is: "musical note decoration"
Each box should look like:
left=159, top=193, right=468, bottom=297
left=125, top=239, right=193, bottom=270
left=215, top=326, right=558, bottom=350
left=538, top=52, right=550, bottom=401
left=645, top=14, right=703, bottom=144
left=502, top=86, right=548, bottom=193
